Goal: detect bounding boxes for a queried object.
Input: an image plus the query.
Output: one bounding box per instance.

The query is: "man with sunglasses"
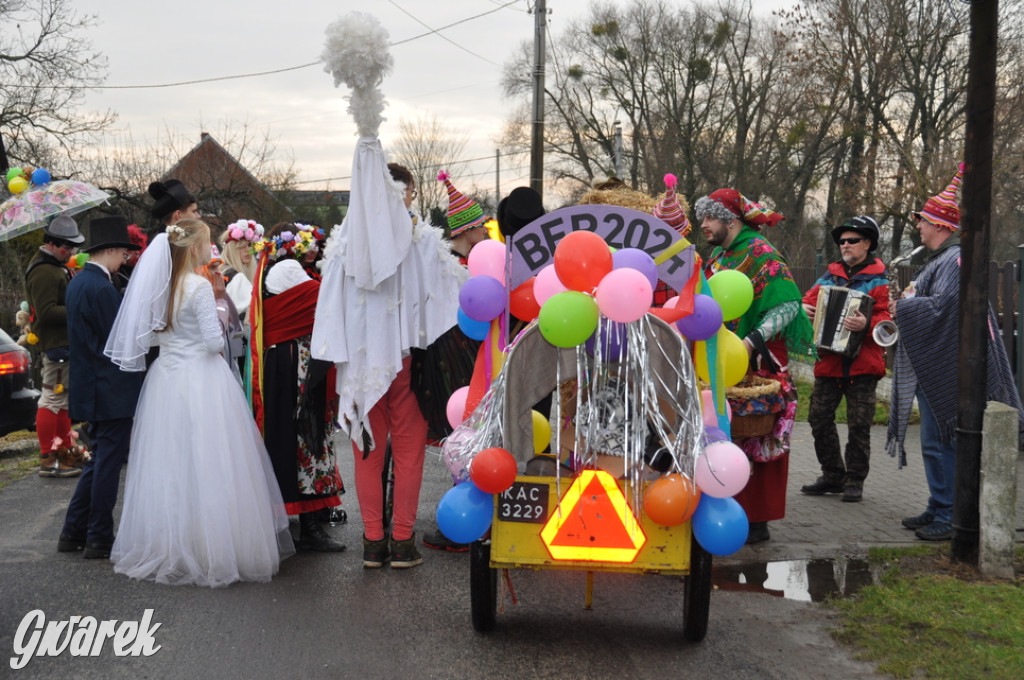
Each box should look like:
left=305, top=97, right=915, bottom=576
left=800, top=216, right=891, bottom=502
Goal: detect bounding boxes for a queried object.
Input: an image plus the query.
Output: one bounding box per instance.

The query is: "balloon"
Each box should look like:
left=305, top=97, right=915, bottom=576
left=30, top=168, right=51, bottom=185
left=538, top=290, right=599, bottom=348
left=531, top=409, right=551, bottom=454
left=553, top=230, right=613, bottom=292
left=700, top=389, right=731, bottom=428
left=458, top=308, right=490, bottom=341
left=459, top=275, right=506, bottom=322
left=644, top=473, right=702, bottom=526
left=447, top=386, right=470, bottom=429
left=8, top=176, right=29, bottom=194
left=467, top=239, right=507, bottom=284
left=584, top=320, right=628, bottom=361
left=612, top=248, right=658, bottom=289
left=694, top=327, right=748, bottom=387
left=5, top=167, right=23, bottom=182
left=534, top=264, right=568, bottom=305
left=509, top=277, right=541, bottom=321
left=676, top=294, right=723, bottom=341
left=470, top=447, right=518, bottom=493
left=708, top=270, right=754, bottom=321
left=595, top=268, right=653, bottom=323
left=704, top=426, right=729, bottom=443
left=442, top=426, right=477, bottom=482
left=692, top=495, right=749, bottom=556
left=436, top=481, right=495, bottom=544
left=695, top=441, right=750, bottom=498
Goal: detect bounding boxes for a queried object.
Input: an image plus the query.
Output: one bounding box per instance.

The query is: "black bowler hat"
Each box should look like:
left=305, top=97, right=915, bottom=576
left=497, top=187, right=545, bottom=237
left=85, top=215, right=141, bottom=253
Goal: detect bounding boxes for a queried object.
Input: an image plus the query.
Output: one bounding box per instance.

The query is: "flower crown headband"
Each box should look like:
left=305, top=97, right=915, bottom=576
left=253, top=223, right=326, bottom=261
left=224, top=219, right=265, bottom=245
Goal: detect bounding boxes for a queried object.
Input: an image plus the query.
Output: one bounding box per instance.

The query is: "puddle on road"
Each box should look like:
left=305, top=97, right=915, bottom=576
left=712, top=557, right=883, bottom=602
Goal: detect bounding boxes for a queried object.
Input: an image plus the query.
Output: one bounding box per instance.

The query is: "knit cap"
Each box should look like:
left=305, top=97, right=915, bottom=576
left=653, top=173, right=691, bottom=237
left=438, top=170, right=486, bottom=236
left=911, top=163, right=964, bottom=230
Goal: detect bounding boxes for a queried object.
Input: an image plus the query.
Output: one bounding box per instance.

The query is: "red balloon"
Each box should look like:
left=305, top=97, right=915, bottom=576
left=553, top=231, right=613, bottom=293
left=644, top=473, right=702, bottom=526
left=469, top=447, right=518, bottom=494
left=509, top=277, right=541, bottom=321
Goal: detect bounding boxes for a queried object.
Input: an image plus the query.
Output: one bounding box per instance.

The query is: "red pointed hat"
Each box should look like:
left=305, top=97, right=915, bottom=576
left=438, top=170, right=486, bottom=237
left=653, top=173, right=691, bottom=237
left=911, top=163, right=964, bottom=230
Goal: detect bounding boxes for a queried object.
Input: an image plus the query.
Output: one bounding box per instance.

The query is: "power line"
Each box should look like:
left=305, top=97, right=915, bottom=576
left=387, top=0, right=500, bottom=67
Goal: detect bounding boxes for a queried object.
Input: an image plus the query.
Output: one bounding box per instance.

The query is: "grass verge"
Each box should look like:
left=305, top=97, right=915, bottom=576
left=832, top=546, right=1024, bottom=680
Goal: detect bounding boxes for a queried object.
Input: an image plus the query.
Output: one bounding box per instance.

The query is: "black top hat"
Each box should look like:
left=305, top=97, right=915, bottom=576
left=497, top=187, right=545, bottom=237
left=85, top=215, right=141, bottom=253
left=148, top=179, right=196, bottom=220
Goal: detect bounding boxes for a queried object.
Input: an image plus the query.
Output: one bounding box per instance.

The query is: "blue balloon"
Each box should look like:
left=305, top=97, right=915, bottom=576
left=692, top=495, right=748, bottom=556
left=30, top=168, right=51, bottom=185
left=436, top=481, right=495, bottom=544
left=676, top=294, right=723, bottom=341
left=457, top=308, right=490, bottom=341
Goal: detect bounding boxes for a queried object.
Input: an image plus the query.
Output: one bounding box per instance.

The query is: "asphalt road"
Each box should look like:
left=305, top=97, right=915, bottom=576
left=0, top=439, right=892, bottom=680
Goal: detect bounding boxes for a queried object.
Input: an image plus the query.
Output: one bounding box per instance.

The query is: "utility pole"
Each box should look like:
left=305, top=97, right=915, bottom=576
left=529, top=0, right=547, bottom=201
left=613, top=121, right=623, bottom=178
left=953, top=0, right=998, bottom=565
left=495, top=148, right=501, bottom=207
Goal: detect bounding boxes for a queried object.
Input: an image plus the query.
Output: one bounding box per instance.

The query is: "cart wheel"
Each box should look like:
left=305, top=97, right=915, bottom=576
left=470, top=539, right=497, bottom=632
left=683, top=537, right=712, bottom=642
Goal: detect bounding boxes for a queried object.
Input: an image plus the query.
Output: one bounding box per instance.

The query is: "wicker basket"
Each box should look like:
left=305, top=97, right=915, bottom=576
left=729, top=413, right=777, bottom=438
left=725, top=375, right=784, bottom=438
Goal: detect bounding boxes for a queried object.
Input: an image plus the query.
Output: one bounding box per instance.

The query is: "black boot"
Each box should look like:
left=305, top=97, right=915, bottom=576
left=746, top=521, right=771, bottom=544
left=298, top=512, right=347, bottom=552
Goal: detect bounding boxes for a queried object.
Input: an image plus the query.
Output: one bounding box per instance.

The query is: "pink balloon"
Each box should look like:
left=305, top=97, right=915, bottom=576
left=534, top=264, right=568, bottom=306
left=595, top=268, right=653, bottom=323
left=700, top=389, right=732, bottom=428
left=695, top=441, right=751, bottom=498
left=467, top=240, right=507, bottom=284
left=447, top=386, right=470, bottom=429
left=664, top=295, right=680, bottom=309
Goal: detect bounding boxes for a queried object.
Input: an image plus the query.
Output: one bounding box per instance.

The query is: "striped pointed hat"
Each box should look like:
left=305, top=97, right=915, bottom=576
left=653, top=173, right=691, bottom=237
left=438, top=170, right=486, bottom=237
left=912, top=163, right=964, bottom=230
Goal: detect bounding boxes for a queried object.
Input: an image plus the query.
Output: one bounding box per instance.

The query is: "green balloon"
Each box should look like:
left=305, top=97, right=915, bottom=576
left=6, top=167, right=23, bottom=182
left=708, top=270, right=754, bottom=321
left=538, top=291, right=599, bottom=348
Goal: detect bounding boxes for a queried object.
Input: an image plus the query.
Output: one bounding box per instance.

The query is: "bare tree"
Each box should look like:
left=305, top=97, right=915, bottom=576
left=390, top=112, right=469, bottom=223
left=0, top=0, right=115, bottom=172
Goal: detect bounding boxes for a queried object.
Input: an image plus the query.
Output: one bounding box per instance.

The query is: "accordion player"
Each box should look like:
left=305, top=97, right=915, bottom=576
left=812, top=286, right=874, bottom=358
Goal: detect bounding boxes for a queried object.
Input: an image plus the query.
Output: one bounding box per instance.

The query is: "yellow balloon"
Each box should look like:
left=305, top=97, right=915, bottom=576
left=694, top=327, right=748, bottom=387
left=8, top=176, right=29, bottom=194
left=531, top=409, right=551, bottom=454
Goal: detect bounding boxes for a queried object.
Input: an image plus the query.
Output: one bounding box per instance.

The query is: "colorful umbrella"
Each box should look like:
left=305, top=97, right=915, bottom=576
left=0, top=180, right=111, bottom=242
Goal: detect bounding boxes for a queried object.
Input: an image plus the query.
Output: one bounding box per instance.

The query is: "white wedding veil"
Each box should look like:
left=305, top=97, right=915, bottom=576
left=104, top=232, right=172, bottom=371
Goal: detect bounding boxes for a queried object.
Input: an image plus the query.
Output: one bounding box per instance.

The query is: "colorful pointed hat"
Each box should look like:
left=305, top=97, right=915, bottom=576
left=438, top=170, right=486, bottom=237
left=912, top=163, right=964, bottom=230
left=653, top=173, right=691, bottom=237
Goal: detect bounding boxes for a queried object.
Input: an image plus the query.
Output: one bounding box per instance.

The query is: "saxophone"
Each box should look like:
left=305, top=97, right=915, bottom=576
left=872, top=245, right=926, bottom=347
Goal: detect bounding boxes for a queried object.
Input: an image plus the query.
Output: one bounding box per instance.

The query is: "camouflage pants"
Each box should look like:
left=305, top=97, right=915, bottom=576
left=807, top=375, right=880, bottom=488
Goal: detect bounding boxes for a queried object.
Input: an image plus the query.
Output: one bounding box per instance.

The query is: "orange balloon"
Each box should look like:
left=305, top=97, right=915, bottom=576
left=643, top=473, right=702, bottom=526
left=553, top=230, right=613, bottom=293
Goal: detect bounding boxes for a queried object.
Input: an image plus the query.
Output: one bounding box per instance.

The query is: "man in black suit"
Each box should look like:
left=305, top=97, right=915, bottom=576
left=57, top=216, right=144, bottom=559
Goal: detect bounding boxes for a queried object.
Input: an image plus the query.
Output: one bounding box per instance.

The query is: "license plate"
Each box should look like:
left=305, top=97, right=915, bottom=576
left=497, top=481, right=549, bottom=524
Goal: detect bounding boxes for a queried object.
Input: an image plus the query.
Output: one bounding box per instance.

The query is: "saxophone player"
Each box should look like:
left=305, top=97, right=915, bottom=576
left=801, top=216, right=891, bottom=503
left=888, top=164, right=1023, bottom=541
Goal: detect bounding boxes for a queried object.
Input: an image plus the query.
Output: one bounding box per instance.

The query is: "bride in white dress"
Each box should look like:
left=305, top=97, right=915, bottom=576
left=105, top=219, right=294, bottom=587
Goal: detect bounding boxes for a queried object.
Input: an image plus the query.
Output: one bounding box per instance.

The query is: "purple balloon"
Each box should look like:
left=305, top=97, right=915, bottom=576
left=704, top=426, right=729, bottom=443
left=459, top=275, right=507, bottom=322
left=612, top=248, right=659, bottom=289
left=585, top=321, right=628, bottom=361
left=676, top=294, right=723, bottom=341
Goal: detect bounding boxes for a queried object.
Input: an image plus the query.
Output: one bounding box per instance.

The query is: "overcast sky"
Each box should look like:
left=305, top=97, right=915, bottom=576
left=73, top=0, right=788, bottom=204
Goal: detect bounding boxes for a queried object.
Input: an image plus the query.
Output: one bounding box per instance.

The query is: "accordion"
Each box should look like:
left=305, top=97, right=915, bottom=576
left=812, top=286, right=874, bottom=358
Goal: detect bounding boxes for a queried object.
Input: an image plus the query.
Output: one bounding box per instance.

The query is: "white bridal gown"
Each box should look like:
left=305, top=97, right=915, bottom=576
left=111, top=273, right=294, bottom=587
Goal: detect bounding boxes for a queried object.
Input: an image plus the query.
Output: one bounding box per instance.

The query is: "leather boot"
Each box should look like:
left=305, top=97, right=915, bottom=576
left=297, top=512, right=346, bottom=552
left=746, top=521, right=771, bottom=544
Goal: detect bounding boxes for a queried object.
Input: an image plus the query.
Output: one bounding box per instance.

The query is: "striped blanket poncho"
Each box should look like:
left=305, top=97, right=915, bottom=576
left=886, top=239, right=1024, bottom=467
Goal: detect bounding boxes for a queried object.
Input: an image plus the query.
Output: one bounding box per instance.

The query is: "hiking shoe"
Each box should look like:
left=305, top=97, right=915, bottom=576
left=901, top=512, right=934, bottom=530
left=800, top=477, right=844, bottom=495
left=363, top=535, right=390, bottom=568
left=422, top=528, right=469, bottom=552
left=915, top=521, right=953, bottom=541
left=841, top=485, right=863, bottom=503
left=57, top=533, right=86, bottom=553
left=390, top=535, right=423, bottom=569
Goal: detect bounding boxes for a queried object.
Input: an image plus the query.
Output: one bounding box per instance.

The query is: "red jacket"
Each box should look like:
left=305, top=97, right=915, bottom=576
left=802, top=257, right=890, bottom=378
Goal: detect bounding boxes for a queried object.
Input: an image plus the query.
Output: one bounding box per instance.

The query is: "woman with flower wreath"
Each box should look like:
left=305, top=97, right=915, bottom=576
left=695, top=188, right=814, bottom=544
left=250, top=222, right=346, bottom=552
